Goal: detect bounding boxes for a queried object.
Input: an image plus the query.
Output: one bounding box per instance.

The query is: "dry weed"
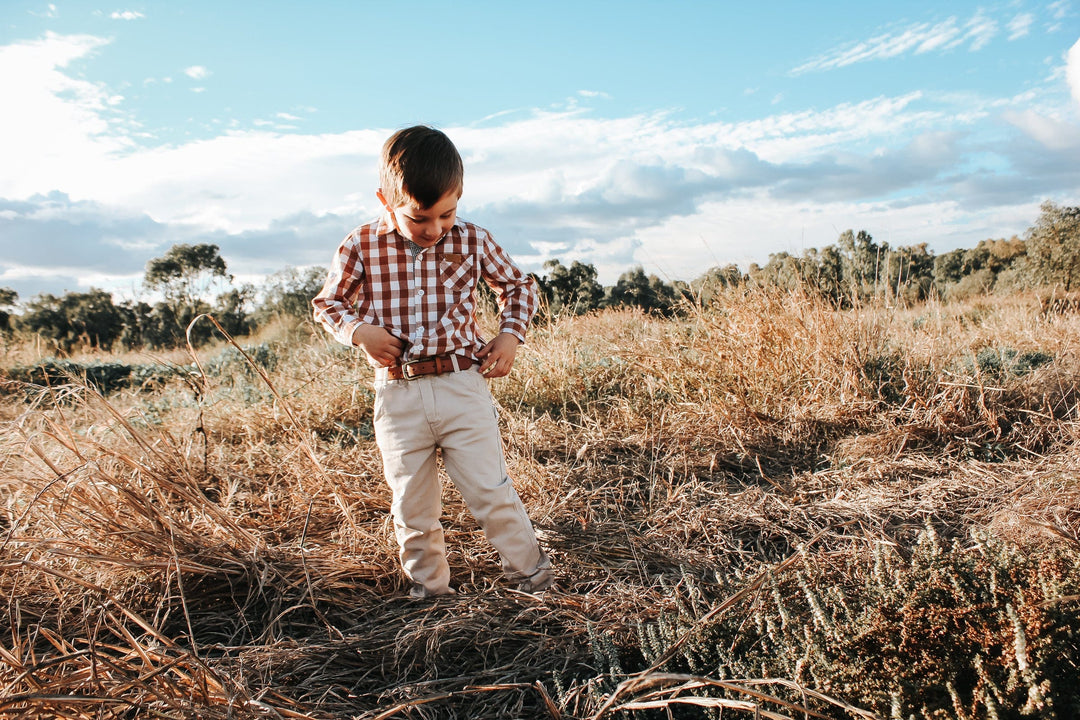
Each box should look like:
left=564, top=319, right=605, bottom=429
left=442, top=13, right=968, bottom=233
left=1, top=289, right=1078, bottom=718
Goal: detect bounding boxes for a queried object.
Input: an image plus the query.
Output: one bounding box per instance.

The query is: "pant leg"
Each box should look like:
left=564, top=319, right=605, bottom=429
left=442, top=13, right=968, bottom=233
left=373, top=378, right=452, bottom=595
left=430, top=369, right=549, bottom=580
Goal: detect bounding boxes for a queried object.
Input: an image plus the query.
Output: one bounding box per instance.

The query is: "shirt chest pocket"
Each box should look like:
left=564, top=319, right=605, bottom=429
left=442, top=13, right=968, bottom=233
left=438, top=254, right=475, bottom=293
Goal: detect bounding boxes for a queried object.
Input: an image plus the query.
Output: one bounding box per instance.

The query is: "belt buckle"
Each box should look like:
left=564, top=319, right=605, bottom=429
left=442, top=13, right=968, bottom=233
left=399, top=358, right=423, bottom=380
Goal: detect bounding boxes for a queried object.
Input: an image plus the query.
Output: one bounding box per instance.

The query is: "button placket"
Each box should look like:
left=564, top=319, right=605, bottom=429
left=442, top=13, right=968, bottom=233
left=410, top=248, right=428, bottom=353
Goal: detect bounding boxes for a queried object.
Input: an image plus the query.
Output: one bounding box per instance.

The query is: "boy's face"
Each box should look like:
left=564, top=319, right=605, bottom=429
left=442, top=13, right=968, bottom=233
left=378, top=188, right=459, bottom=249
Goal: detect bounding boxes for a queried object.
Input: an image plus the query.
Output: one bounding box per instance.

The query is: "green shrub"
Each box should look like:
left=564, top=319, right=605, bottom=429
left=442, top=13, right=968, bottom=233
left=637, top=529, right=1080, bottom=718
left=972, top=348, right=1054, bottom=379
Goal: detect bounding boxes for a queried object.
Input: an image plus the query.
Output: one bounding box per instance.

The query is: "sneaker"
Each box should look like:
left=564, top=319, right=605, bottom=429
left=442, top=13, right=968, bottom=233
left=516, top=567, right=554, bottom=594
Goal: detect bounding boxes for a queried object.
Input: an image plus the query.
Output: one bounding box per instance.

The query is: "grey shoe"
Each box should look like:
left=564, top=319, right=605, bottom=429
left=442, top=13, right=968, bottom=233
left=516, top=567, right=554, bottom=593
left=409, top=583, right=456, bottom=599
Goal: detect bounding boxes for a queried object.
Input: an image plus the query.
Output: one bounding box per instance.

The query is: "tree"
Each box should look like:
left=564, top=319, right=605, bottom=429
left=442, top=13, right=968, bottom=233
left=213, top=286, right=255, bottom=338
left=0, top=287, right=16, bottom=333
left=604, top=266, right=678, bottom=315
left=691, top=264, right=743, bottom=305
left=145, top=243, right=231, bottom=309
left=256, top=265, right=328, bottom=322
left=983, top=236, right=1026, bottom=270
left=802, top=246, right=845, bottom=305
left=65, top=288, right=124, bottom=349
left=933, top=248, right=967, bottom=292
left=538, top=260, right=605, bottom=316
left=748, top=252, right=808, bottom=292
left=1020, top=202, right=1080, bottom=291
left=144, top=243, right=232, bottom=345
left=18, top=294, right=69, bottom=346
left=838, top=229, right=886, bottom=299
left=17, top=289, right=124, bottom=350
left=882, top=243, right=934, bottom=304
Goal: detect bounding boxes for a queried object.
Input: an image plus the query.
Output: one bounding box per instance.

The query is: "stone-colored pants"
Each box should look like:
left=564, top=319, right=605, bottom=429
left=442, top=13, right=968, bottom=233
left=373, top=366, right=547, bottom=595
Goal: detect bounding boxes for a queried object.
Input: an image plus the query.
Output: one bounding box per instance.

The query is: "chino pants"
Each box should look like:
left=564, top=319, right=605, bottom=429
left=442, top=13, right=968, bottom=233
left=372, top=366, right=548, bottom=595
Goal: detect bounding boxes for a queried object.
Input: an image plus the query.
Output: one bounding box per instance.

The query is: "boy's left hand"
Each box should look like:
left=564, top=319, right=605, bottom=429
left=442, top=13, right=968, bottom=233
left=477, top=333, right=520, bottom=378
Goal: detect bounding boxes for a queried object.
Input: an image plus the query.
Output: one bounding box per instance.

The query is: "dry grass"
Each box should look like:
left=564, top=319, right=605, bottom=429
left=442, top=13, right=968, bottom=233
left=1, top=288, right=1079, bottom=719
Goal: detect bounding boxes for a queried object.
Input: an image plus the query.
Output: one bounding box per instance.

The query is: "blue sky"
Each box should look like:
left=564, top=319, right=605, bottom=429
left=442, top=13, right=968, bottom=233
left=1, top=1, right=1079, bottom=300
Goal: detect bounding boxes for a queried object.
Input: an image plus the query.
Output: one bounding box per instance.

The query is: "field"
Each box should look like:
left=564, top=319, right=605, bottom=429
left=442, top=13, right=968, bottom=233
left=1, top=288, right=1079, bottom=719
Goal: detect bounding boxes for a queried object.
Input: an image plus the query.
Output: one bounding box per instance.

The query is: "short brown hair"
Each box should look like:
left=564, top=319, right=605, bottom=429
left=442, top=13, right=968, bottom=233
left=379, top=126, right=464, bottom=209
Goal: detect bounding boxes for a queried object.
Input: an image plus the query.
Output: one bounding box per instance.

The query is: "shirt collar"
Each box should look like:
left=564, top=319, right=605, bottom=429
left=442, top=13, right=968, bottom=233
left=376, top=212, right=397, bottom=238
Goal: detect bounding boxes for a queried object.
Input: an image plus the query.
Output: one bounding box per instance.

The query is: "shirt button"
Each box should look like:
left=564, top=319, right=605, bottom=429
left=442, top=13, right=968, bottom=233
left=417, top=289, right=425, bottom=296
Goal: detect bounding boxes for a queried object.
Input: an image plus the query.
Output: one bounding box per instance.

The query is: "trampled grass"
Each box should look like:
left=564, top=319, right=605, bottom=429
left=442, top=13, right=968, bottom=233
left=1, top=288, right=1078, bottom=719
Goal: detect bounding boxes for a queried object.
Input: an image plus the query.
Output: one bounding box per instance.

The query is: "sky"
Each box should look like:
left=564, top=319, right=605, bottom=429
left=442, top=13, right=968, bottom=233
left=1, top=1, right=1079, bottom=302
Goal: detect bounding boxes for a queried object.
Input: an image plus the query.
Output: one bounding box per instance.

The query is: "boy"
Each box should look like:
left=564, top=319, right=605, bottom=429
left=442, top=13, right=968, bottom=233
left=312, top=126, right=552, bottom=598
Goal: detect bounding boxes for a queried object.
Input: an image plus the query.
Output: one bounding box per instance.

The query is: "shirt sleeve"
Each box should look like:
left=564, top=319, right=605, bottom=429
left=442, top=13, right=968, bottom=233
left=311, top=233, right=379, bottom=347
left=478, top=229, right=538, bottom=343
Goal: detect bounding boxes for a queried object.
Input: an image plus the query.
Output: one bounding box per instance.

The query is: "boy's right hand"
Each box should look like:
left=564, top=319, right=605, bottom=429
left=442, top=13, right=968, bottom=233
left=351, top=324, right=405, bottom=367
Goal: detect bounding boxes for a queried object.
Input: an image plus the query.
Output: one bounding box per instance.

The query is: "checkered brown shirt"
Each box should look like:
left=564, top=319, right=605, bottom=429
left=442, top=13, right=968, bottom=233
left=312, top=215, right=538, bottom=362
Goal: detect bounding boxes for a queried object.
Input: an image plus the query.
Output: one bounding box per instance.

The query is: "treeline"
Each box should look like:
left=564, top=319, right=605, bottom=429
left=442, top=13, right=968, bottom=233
left=539, top=201, right=1080, bottom=314
left=1, top=201, right=1078, bottom=352
left=0, top=245, right=326, bottom=352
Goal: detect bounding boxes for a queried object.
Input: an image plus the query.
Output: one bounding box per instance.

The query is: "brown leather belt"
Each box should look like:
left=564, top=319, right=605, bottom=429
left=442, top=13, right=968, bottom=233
left=386, top=354, right=476, bottom=380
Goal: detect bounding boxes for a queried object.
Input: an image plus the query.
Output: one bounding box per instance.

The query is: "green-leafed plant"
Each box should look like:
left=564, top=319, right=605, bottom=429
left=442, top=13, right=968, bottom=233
left=635, top=528, right=1080, bottom=719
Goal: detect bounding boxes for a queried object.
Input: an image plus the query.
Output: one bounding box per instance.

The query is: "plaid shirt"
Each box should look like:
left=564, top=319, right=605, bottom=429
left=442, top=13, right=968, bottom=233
left=312, top=215, right=538, bottom=362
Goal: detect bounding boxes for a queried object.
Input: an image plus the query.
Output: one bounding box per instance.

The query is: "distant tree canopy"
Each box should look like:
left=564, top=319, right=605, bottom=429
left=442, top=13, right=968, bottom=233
left=256, top=266, right=328, bottom=323
left=6, top=200, right=1079, bottom=350
left=534, top=260, right=604, bottom=316
left=535, top=261, right=685, bottom=317
left=16, top=289, right=123, bottom=350
left=145, top=243, right=231, bottom=309
left=605, top=266, right=683, bottom=315
left=1021, top=201, right=1080, bottom=292
left=140, top=243, right=238, bottom=346
left=737, top=210, right=1076, bottom=307
left=15, top=244, right=250, bottom=351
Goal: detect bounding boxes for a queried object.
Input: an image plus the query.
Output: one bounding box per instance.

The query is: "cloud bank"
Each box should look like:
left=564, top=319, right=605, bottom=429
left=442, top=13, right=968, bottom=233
left=1, top=29, right=1079, bottom=300
left=1069, top=37, right=1080, bottom=107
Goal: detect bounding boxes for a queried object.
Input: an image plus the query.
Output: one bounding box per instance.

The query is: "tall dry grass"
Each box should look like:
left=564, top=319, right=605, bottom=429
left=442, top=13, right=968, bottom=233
left=1, top=288, right=1078, bottom=718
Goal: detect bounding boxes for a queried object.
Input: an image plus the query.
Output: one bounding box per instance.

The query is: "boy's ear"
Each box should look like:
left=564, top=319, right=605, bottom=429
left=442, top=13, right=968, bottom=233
left=376, top=189, right=392, bottom=212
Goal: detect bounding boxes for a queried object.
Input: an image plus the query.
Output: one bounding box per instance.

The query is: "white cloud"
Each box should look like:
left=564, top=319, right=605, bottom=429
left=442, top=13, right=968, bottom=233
left=1003, top=109, right=1080, bottom=149
left=0, top=33, right=130, bottom=198
left=1069, top=36, right=1080, bottom=107
left=30, top=4, right=58, bottom=18
left=110, top=10, right=144, bottom=20
left=1047, top=0, right=1070, bottom=32
left=1007, top=13, right=1034, bottom=40
left=184, top=65, right=209, bottom=80
left=964, top=13, right=999, bottom=51
left=914, top=19, right=963, bottom=54
left=792, top=10, right=1006, bottom=74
